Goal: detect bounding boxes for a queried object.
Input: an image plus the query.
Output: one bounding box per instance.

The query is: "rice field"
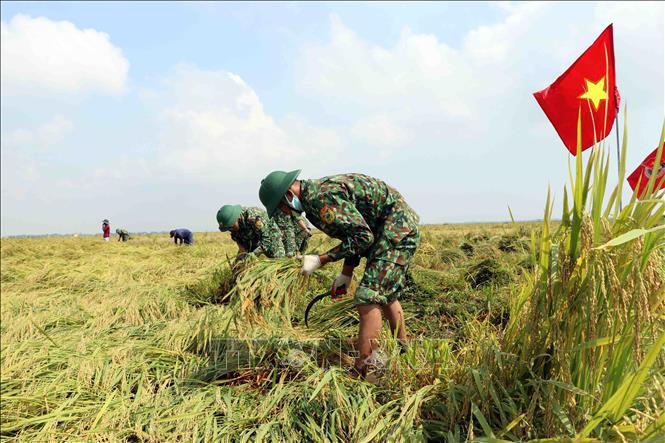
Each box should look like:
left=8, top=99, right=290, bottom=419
left=1, top=127, right=664, bottom=441
left=1, top=220, right=662, bottom=441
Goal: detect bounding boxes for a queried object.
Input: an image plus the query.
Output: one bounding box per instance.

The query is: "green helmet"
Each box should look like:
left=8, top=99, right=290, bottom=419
left=216, top=205, right=242, bottom=231
left=259, top=169, right=301, bottom=217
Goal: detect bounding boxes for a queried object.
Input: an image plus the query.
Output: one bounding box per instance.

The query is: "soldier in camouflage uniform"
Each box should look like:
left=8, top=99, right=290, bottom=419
left=259, top=170, right=420, bottom=376
left=273, top=210, right=312, bottom=256
left=216, top=205, right=285, bottom=261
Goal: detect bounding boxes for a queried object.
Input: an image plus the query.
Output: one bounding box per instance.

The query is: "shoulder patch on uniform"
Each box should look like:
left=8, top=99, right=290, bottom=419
left=320, top=205, right=336, bottom=224
left=255, top=218, right=264, bottom=229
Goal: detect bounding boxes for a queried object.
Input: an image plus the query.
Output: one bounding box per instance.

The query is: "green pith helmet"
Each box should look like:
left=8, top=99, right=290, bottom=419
left=259, top=169, right=301, bottom=217
left=216, top=205, right=242, bottom=230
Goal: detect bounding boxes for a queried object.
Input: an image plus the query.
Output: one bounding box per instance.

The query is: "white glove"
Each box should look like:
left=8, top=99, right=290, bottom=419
left=331, top=274, right=352, bottom=297
left=301, top=255, right=322, bottom=276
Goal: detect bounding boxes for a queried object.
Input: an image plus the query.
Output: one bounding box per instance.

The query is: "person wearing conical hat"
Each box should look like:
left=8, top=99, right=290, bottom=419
left=102, top=219, right=111, bottom=242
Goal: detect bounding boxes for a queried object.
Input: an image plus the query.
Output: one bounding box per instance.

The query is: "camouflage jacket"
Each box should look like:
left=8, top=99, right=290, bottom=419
left=231, top=207, right=285, bottom=258
left=300, top=174, right=419, bottom=263
left=273, top=210, right=310, bottom=256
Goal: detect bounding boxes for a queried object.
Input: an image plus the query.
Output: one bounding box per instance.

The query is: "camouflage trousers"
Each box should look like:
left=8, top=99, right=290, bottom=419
left=354, top=225, right=420, bottom=306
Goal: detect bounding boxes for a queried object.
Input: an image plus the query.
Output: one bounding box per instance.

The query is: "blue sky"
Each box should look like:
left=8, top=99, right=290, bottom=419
left=1, top=1, right=663, bottom=235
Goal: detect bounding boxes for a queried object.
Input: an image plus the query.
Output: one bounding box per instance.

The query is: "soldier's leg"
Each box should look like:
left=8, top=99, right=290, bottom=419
left=355, top=303, right=382, bottom=377
left=352, top=259, right=395, bottom=375
left=353, top=228, right=419, bottom=373
left=382, top=300, right=406, bottom=343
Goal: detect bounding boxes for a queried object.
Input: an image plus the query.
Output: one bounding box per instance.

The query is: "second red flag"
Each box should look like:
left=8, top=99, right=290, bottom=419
left=627, top=144, right=665, bottom=199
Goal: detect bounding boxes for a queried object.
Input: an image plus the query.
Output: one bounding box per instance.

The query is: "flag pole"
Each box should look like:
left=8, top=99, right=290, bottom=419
left=615, top=111, right=622, bottom=211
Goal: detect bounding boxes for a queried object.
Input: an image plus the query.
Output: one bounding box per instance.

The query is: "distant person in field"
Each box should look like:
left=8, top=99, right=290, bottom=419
left=170, top=228, right=194, bottom=245
left=102, top=219, right=111, bottom=241
left=259, top=170, right=420, bottom=378
left=216, top=205, right=285, bottom=261
left=116, top=228, right=131, bottom=242
left=272, top=210, right=312, bottom=256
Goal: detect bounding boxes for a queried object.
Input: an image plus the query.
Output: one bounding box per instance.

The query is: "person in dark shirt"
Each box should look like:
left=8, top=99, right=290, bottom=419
left=170, top=228, right=194, bottom=245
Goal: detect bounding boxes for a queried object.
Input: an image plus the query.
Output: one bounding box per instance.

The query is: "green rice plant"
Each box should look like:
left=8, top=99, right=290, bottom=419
left=503, top=113, right=665, bottom=438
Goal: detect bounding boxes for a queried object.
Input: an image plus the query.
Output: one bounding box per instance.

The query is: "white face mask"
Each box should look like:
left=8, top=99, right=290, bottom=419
left=284, top=192, right=303, bottom=212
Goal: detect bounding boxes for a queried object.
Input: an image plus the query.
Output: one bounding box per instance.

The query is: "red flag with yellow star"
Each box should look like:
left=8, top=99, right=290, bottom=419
left=533, top=24, right=618, bottom=155
left=627, top=144, right=665, bottom=199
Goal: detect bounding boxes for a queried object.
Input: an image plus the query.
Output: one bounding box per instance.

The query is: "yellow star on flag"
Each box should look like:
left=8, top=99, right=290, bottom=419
left=578, top=76, right=607, bottom=111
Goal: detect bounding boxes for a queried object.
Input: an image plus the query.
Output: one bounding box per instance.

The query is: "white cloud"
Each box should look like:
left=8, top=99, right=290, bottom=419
left=595, top=2, right=664, bottom=83
left=279, top=114, right=344, bottom=162
left=1, top=2, right=661, bottom=235
left=351, top=113, right=411, bottom=154
left=143, top=64, right=344, bottom=182
left=3, top=115, right=74, bottom=150
left=297, top=3, right=663, bottom=138
left=489, top=2, right=517, bottom=13
left=1, top=115, right=75, bottom=204
left=298, top=16, right=478, bottom=121
left=1, top=14, right=129, bottom=96
left=295, top=2, right=663, bottom=222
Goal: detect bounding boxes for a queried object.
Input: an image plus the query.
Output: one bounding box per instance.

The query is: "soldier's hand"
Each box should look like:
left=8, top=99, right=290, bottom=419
left=331, top=274, right=351, bottom=298
left=301, top=255, right=322, bottom=276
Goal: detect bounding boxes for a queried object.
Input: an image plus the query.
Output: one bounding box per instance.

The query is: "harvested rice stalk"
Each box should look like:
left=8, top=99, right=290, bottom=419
left=225, top=257, right=311, bottom=327
left=308, top=296, right=358, bottom=337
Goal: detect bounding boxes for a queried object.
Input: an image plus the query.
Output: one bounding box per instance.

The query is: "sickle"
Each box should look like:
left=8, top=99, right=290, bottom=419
left=304, top=292, right=329, bottom=327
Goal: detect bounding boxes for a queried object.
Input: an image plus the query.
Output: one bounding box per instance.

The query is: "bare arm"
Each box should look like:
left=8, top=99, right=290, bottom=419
left=297, top=218, right=310, bottom=234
